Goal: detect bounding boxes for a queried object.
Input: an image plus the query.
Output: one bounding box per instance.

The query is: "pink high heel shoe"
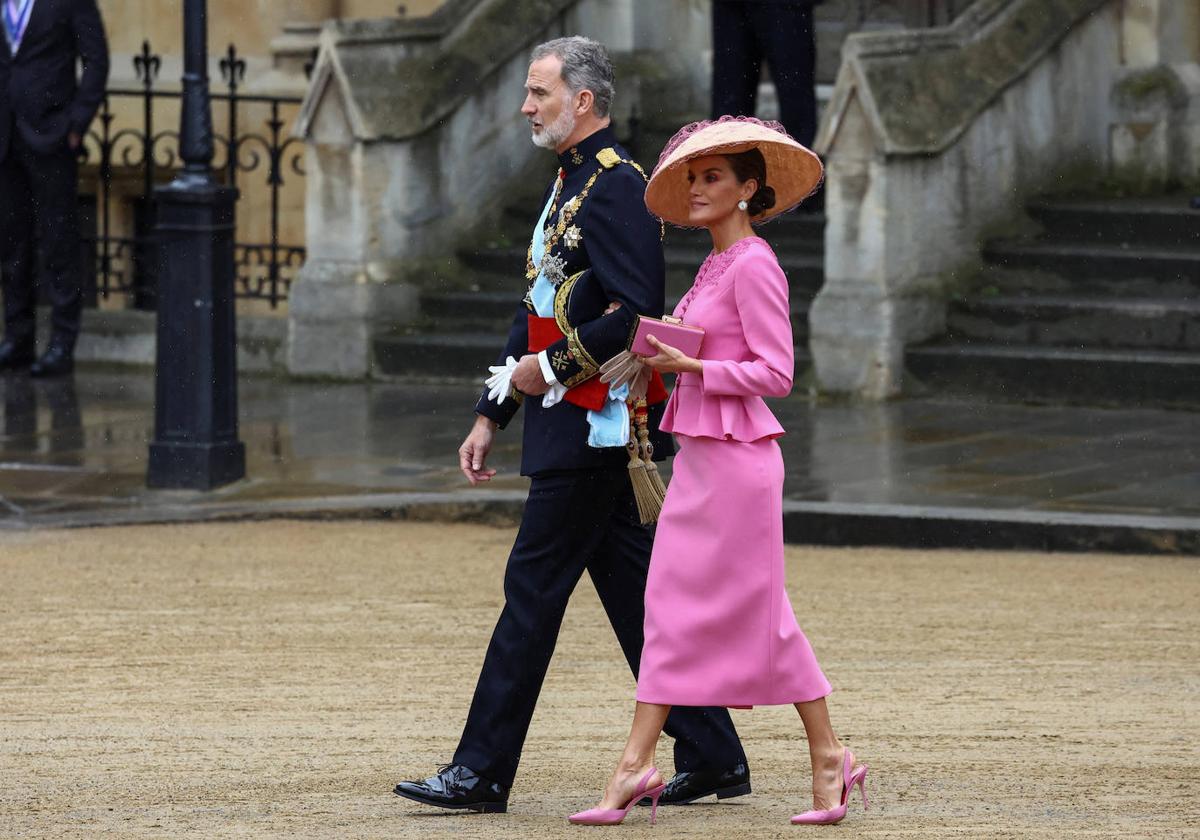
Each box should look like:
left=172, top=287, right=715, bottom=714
left=791, top=748, right=868, bottom=825
left=568, top=767, right=667, bottom=826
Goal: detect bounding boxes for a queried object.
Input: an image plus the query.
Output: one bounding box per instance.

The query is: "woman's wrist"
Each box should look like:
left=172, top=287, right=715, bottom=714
left=689, top=358, right=703, bottom=375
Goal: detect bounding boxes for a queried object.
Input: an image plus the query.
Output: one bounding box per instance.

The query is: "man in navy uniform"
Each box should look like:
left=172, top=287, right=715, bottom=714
left=394, top=36, right=750, bottom=814
left=0, top=0, right=109, bottom=377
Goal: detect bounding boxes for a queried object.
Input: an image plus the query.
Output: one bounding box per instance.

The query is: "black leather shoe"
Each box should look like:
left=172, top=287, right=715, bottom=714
left=639, top=763, right=751, bottom=806
left=0, top=338, right=35, bottom=370
left=29, top=345, right=74, bottom=378
left=393, top=764, right=509, bottom=813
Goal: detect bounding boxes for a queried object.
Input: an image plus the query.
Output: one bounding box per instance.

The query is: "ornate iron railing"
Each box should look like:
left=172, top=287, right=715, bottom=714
left=81, top=41, right=304, bottom=309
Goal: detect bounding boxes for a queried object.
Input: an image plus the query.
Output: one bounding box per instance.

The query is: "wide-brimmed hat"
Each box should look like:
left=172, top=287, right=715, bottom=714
left=645, top=115, right=824, bottom=227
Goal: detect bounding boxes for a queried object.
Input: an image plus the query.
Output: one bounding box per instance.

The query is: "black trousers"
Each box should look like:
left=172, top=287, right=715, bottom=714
left=0, top=130, right=83, bottom=348
left=712, top=1, right=819, bottom=147
left=454, top=467, right=747, bottom=788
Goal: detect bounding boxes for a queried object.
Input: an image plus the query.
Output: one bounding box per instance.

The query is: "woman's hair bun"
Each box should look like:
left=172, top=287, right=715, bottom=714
left=747, top=184, right=776, bottom=217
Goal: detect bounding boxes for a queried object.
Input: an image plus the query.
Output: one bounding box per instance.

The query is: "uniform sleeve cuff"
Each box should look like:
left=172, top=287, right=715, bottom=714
left=537, top=350, right=560, bottom=386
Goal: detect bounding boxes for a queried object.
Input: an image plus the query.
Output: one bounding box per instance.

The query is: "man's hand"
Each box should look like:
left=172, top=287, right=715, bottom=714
left=511, top=353, right=550, bottom=396
left=459, top=415, right=499, bottom=485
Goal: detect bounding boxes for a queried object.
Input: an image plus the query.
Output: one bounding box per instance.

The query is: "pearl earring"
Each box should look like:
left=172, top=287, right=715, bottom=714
left=737, top=200, right=748, bottom=211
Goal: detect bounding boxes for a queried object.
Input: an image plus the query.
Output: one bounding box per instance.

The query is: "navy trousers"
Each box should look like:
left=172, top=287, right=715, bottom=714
left=712, top=1, right=819, bottom=147
left=454, top=467, right=747, bottom=788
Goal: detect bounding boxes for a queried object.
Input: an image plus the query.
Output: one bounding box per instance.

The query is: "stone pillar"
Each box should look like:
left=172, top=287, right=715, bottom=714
left=631, top=0, right=711, bottom=116
left=808, top=94, right=945, bottom=399
left=286, top=79, right=418, bottom=378
left=1110, top=0, right=1200, bottom=189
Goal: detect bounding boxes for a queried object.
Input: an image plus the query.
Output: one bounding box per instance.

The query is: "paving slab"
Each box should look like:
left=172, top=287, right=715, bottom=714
left=0, top=369, right=1197, bottom=553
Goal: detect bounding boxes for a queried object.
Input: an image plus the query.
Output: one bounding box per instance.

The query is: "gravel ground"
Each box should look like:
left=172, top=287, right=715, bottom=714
left=1, top=520, right=1197, bottom=839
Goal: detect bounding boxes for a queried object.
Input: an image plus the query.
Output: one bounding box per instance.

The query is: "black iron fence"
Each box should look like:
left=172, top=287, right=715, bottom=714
left=80, top=41, right=305, bottom=309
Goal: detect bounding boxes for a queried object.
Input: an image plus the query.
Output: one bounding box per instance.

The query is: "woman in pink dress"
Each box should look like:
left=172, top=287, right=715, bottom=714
left=569, top=117, right=868, bottom=828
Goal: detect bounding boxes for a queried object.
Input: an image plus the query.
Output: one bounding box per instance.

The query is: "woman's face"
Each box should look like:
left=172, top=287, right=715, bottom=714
left=685, top=155, right=757, bottom=227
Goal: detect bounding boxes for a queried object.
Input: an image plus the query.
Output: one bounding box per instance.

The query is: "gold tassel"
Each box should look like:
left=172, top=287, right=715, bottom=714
left=638, top=424, right=668, bottom=502
left=626, top=400, right=665, bottom=524
left=626, top=437, right=661, bottom=525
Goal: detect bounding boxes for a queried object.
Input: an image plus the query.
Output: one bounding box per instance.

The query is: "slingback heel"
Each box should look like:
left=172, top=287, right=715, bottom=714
left=569, top=767, right=667, bottom=826
left=790, top=747, right=869, bottom=826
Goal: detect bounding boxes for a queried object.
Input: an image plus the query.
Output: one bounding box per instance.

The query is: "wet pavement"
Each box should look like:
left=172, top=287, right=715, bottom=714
left=1, top=369, right=1197, bottom=550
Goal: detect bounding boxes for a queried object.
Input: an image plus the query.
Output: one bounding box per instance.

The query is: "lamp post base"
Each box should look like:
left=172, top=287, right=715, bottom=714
left=147, top=440, right=246, bottom=490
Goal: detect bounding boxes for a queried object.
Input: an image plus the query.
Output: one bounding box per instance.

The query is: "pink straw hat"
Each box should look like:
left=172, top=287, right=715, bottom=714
left=645, top=115, right=824, bottom=228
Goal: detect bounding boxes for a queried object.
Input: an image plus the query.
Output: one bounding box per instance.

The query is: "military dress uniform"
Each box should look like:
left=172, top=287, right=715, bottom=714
left=453, top=125, right=748, bottom=791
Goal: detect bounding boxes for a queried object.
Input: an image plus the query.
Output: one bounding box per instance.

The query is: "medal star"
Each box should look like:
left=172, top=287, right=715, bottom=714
left=564, top=225, right=582, bottom=250
left=541, top=252, right=568, bottom=287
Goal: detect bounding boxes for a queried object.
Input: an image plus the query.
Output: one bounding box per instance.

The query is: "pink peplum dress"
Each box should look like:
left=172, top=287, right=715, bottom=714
left=636, top=236, right=831, bottom=708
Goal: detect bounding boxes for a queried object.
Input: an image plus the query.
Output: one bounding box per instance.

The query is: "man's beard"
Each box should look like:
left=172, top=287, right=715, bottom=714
left=531, top=101, right=576, bottom=150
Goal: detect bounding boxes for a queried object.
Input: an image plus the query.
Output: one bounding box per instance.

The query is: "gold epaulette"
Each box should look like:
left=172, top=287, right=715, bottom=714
left=597, top=147, right=648, bottom=182
left=596, top=147, right=621, bottom=169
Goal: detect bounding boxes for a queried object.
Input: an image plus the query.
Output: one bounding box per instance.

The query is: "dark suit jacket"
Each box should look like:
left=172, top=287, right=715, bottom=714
left=0, top=0, right=108, bottom=160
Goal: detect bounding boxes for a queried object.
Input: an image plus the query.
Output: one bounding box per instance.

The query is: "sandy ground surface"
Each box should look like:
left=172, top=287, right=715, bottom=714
left=1, top=520, right=1198, bottom=839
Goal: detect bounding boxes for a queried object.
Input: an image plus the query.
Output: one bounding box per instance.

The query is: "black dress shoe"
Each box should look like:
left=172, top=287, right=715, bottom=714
left=29, top=345, right=74, bottom=378
left=393, top=763, right=509, bottom=813
left=639, top=763, right=751, bottom=806
left=0, top=338, right=35, bottom=370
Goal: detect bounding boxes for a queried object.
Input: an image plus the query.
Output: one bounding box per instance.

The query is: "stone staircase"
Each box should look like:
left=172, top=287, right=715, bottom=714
left=375, top=195, right=826, bottom=381
left=906, top=195, right=1200, bottom=407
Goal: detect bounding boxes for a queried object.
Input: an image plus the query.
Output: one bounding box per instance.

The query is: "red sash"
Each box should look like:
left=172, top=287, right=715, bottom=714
left=528, top=315, right=667, bottom=411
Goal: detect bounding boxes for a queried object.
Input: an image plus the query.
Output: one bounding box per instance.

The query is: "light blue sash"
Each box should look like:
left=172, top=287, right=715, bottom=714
left=528, top=176, right=629, bottom=448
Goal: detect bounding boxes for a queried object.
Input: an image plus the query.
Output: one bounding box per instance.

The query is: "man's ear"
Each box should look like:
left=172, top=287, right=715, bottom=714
left=575, top=89, right=595, bottom=117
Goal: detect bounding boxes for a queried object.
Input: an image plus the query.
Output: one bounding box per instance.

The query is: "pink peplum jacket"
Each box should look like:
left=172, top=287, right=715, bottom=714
left=659, top=237, right=792, bottom=442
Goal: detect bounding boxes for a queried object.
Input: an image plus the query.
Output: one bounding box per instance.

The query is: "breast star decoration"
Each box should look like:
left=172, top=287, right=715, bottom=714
left=541, top=252, right=568, bottom=287
left=563, top=225, right=582, bottom=250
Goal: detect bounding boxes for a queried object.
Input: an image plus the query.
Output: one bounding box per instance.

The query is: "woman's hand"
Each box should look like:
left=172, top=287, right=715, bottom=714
left=640, top=334, right=702, bottom=375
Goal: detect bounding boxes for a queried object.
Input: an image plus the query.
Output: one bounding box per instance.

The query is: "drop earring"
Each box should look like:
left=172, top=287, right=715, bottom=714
left=737, top=200, right=748, bottom=211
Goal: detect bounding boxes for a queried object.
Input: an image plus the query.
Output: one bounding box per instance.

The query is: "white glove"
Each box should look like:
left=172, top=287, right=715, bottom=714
left=485, top=356, right=518, bottom=404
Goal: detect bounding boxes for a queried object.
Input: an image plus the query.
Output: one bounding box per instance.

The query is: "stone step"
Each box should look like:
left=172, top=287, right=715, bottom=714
left=905, top=342, right=1200, bottom=408
left=413, top=292, right=812, bottom=341
left=664, top=216, right=826, bottom=252
left=982, top=239, right=1200, bottom=286
left=375, top=331, right=812, bottom=381
left=1027, top=195, right=1200, bottom=248
left=458, top=246, right=825, bottom=297
left=499, top=201, right=827, bottom=249
left=968, top=265, right=1200, bottom=299
left=947, top=294, right=1200, bottom=351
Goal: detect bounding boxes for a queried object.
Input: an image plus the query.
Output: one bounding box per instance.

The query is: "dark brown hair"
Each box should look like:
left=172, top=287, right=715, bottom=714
left=724, top=149, right=777, bottom=217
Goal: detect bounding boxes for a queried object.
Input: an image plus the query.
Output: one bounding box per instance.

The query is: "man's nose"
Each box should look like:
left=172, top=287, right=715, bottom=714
left=521, top=97, right=536, bottom=116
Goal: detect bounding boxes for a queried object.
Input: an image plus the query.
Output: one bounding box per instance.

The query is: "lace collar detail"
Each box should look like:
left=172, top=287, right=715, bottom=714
left=675, top=236, right=770, bottom=319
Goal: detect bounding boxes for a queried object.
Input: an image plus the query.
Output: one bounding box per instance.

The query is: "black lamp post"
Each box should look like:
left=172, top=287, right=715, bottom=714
left=146, top=0, right=245, bottom=489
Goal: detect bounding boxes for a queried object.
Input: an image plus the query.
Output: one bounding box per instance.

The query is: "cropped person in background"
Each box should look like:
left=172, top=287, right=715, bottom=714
left=0, top=0, right=109, bottom=377
left=711, top=0, right=822, bottom=148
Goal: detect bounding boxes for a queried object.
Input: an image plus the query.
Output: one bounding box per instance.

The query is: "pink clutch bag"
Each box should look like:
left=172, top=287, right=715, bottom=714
left=630, top=315, right=705, bottom=358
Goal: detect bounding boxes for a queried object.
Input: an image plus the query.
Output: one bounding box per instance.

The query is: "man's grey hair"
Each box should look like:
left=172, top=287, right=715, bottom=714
left=530, top=36, right=615, bottom=118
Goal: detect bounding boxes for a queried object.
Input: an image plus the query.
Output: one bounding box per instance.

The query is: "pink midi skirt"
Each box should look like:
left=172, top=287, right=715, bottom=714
left=637, top=434, right=831, bottom=708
